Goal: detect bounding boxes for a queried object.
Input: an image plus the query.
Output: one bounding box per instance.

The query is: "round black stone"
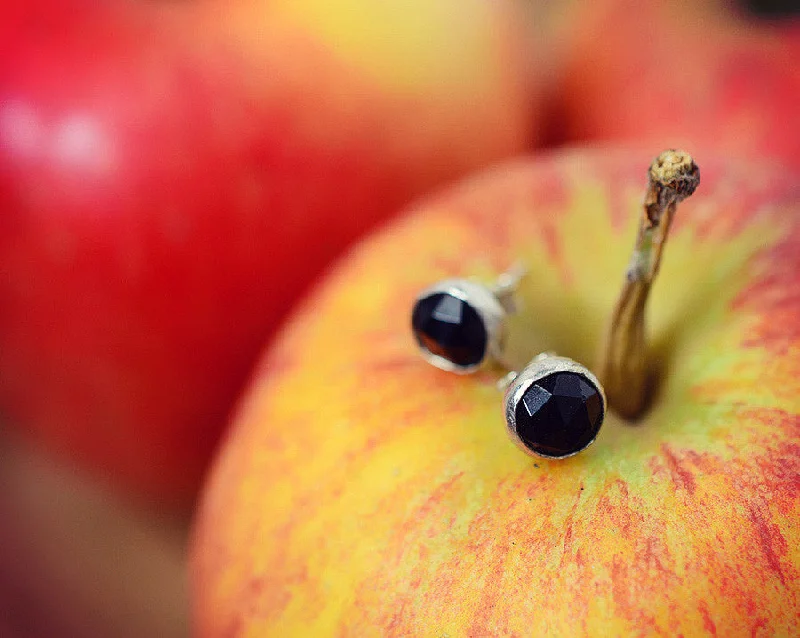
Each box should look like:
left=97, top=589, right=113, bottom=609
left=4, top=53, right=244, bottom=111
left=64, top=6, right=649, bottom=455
left=514, top=371, right=603, bottom=458
left=411, top=291, right=487, bottom=368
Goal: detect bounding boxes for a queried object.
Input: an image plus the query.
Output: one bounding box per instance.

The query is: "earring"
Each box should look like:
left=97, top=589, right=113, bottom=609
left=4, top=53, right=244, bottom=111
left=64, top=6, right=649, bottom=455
left=410, top=266, right=524, bottom=374
left=411, top=269, right=606, bottom=459
left=502, top=354, right=606, bottom=459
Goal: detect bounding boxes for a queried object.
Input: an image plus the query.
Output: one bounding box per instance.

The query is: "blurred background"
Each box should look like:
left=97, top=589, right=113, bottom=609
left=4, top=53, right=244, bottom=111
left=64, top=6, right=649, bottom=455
left=0, top=0, right=797, bottom=635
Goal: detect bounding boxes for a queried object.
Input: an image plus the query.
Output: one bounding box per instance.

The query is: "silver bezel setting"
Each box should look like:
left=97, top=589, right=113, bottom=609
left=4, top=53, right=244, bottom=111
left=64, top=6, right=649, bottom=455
left=503, top=354, right=606, bottom=459
left=412, top=278, right=506, bottom=374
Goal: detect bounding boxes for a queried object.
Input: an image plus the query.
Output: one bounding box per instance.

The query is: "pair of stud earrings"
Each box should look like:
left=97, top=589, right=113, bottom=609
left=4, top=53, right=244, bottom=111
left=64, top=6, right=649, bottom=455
left=410, top=268, right=606, bottom=459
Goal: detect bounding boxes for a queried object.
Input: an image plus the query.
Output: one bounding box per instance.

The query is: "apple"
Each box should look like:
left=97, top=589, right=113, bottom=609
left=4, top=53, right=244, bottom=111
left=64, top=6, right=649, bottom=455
left=0, top=0, right=538, bottom=505
left=558, top=0, right=800, bottom=170
left=191, top=147, right=800, bottom=635
left=0, top=429, right=188, bottom=638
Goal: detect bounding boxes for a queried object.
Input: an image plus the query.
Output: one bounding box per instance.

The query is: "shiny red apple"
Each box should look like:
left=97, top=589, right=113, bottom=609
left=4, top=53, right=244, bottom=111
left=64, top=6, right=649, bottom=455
left=559, top=0, right=800, bottom=170
left=0, top=0, right=539, bottom=505
left=192, top=147, right=800, bottom=635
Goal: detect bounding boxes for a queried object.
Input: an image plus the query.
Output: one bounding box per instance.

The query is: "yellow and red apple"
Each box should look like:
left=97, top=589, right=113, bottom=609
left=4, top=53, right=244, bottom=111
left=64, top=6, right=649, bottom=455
left=559, top=0, right=800, bottom=170
left=192, top=147, right=800, bottom=635
left=0, top=0, right=539, bottom=505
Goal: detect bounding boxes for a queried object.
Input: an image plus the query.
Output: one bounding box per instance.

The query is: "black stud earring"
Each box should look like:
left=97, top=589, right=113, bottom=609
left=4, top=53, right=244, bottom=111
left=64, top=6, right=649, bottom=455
left=501, top=354, right=606, bottom=459
left=410, top=266, right=524, bottom=374
left=411, top=269, right=606, bottom=459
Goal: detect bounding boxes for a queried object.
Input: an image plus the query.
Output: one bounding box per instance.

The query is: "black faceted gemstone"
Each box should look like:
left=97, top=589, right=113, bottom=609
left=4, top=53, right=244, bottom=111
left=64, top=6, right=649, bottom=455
left=514, top=372, right=603, bottom=458
left=411, top=292, right=487, bottom=368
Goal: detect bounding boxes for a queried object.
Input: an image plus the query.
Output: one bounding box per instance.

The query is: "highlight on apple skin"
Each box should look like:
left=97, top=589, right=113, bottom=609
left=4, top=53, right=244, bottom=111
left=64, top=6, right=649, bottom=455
left=0, top=0, right=540, bottom=505
left=192, top=146, right=800, bottom=636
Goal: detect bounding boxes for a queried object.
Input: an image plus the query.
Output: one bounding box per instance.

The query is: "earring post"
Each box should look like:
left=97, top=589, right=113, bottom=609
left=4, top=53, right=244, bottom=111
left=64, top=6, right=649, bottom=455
left=491, top=263, right=528, bottom=313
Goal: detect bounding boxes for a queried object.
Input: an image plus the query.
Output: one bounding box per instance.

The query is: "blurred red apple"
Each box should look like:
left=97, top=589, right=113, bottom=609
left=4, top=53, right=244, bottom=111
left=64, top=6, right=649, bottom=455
left=559, top=0, right=800, bottom=170
left=0, top=0, right=538, bottom=505
left=192, top=147, right=800, bottom=635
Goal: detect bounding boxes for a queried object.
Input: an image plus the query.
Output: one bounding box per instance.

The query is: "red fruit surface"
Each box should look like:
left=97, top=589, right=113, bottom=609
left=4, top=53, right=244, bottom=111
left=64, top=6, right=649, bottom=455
left=560, top=0, right=800, bottom=170
left=0, top=0, right=537, bottom=504
left=192, top=146, right=800, bottom=635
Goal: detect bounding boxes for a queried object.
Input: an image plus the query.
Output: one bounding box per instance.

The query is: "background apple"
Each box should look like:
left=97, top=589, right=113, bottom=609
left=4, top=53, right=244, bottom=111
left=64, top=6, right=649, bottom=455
left=558, top=0, right=800, bottom=170
left=0, top=427, right=188, bottom=638
left=192, top=147, right=799, bottom=635
left=0, top=0, right=539, bottom=506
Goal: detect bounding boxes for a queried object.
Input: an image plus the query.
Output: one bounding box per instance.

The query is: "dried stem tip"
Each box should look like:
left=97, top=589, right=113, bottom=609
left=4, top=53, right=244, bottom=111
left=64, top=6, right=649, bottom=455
left=599, top=150, right=699, bottom=419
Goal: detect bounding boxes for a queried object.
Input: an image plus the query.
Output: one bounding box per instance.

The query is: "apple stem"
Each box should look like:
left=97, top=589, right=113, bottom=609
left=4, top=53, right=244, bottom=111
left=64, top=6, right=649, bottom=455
left=599, top=150, right=700, bottom=419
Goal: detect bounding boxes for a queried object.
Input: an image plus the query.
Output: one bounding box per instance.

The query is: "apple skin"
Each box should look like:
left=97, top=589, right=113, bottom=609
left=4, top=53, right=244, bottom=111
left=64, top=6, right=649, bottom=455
left=0, top=0, right=537, bottom=505
left=0, top=431, right=188, bottom=638
left=559, top=0, right=800, bottom=170
left=192, top=147, right=800, bottom=635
